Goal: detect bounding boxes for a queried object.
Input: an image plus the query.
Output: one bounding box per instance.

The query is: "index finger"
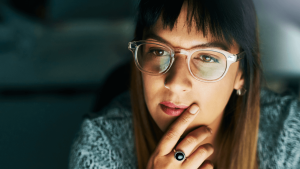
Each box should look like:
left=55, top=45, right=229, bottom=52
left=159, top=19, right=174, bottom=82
left=157, top=104, right=199, bottom=155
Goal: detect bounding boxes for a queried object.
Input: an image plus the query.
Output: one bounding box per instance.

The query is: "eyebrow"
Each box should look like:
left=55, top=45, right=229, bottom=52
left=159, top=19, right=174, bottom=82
left=144, top=32, right=230, bottom=51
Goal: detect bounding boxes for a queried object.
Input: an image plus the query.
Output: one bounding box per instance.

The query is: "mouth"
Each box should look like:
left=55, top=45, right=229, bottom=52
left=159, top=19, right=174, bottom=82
left=159, top=101, right=191, bottom=116
left=160, top=101, right=190, bottom=109
left=160, top=104, right=187, bottom=116
left=159, top=102, right=190, bottom=116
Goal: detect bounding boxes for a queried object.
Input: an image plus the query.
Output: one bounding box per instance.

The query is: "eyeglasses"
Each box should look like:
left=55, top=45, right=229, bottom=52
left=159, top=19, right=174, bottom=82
left=128, top=40, right=245, bottom=82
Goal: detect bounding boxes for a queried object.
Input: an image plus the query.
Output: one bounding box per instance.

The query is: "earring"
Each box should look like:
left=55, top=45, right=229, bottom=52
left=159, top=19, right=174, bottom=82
left=164, top=82, right=170, bottom=89
left=236, top=88, right=247, bottom=96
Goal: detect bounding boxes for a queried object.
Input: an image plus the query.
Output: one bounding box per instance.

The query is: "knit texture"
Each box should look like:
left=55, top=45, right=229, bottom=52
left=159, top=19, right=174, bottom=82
left=68, top=91, right=136, bottom=169
left=258, top=89, right=300, bottom=169
left=69, top=88, right=300, bottom=169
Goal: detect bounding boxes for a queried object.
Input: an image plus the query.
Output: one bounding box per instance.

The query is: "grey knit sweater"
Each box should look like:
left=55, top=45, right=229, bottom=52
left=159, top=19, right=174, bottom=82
left=69, top=88, right=300, bottom=169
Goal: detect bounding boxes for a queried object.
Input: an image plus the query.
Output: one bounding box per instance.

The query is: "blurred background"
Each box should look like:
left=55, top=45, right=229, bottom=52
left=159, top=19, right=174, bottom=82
left=0, top=0, right=299, bottom=169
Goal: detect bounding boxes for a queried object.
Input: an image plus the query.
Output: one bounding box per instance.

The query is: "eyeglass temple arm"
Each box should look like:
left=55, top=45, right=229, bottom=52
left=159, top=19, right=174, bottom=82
left=236, top=51, right=245, bottom=62
left=128, top=42, right=136, bottom=54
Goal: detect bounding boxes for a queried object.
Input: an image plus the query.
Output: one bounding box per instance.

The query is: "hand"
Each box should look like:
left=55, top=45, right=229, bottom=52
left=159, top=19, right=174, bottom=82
left=146, top=104, right=214, bottom=169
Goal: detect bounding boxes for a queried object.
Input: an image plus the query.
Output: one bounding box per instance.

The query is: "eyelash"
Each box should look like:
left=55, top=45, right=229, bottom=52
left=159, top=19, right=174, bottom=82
left=194, top=55, right=219, bottom=63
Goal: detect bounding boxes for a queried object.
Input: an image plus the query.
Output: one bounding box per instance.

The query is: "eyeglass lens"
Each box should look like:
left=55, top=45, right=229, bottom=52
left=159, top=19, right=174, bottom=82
left=136, top=43, right=227, bottom=80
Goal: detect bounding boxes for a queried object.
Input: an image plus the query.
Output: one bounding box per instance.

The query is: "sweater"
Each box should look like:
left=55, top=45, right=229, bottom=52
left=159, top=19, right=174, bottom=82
left=68, top=88, right=300, bottom=169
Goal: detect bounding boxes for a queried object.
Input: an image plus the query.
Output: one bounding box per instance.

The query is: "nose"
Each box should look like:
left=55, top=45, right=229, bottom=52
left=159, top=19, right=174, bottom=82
left=164, top=54, right=192, bottom=92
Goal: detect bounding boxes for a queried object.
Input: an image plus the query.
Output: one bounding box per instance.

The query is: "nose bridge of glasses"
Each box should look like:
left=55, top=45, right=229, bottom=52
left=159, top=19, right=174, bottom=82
left=174, top=48, right=189, bottom=56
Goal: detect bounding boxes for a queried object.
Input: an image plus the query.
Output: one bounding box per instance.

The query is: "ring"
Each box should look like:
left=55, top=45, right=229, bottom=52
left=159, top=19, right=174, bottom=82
left=174, top=149, right=186, bottom=161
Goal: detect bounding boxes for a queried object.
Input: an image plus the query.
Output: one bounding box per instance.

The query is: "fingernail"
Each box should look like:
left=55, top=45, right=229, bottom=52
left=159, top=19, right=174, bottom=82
left=189, top=105, right=199, bottom=114
left=207, top=127, right=213, bottom=134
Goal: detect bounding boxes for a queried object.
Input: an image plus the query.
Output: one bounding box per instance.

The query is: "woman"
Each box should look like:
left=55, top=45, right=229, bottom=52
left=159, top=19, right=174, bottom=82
left=69, top=0, right=300, bottom=169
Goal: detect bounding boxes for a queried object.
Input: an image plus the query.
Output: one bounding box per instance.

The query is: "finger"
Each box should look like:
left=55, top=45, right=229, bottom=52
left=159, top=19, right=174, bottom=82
left=175, top=126, right=212, bottom=157
left=181, top=143, right=214, bottom=168
left=198, top=160, right=214, bottom=169
left=157, top=104, right=200, bottom=155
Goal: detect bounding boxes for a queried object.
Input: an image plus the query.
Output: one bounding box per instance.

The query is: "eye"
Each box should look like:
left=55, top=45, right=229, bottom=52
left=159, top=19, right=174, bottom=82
left=201, top=55, right=212, bottom=62
left=152, top=50, right=166, bottom=56
left=198, top=55, right=219, bottom=63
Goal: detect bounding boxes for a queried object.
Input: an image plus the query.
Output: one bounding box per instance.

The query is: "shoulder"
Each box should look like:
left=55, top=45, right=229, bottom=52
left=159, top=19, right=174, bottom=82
left=258, top=88, right=300, bottom=169
left=68, top=91, right=137, bottom=169
left=259, top=88, right=300, bottom=133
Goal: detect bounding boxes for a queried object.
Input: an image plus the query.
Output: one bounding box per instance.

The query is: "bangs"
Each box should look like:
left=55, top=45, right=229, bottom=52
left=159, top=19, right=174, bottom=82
left=136, top=0, right=256, bottom=49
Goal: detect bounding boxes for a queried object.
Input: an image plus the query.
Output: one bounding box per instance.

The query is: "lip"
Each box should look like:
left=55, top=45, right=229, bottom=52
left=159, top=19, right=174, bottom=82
left=159, top=101, right=190, bottom=116
left=160, top=101, right=189, bottom=109
left=160, top=104, right=188, bottom=116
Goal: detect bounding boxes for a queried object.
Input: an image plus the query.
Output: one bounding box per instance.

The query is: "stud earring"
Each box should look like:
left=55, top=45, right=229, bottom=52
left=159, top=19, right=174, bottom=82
left=236, top=88, right=247, bottom=96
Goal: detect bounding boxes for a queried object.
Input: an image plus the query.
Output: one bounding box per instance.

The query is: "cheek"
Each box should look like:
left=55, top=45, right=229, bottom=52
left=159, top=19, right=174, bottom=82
left=141, top=74, right=161, bottom=114
left=189, top=64, right=238, bottom=127
left=142, top=73, right=174, bottom=131
left=142, top=74, right=160, bottom=104
left=205, top=63, right=237, bottom=110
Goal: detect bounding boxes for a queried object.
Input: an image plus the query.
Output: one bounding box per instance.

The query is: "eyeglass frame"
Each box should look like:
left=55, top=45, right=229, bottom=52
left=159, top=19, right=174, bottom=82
left=128, top=39, right=245, bottom=83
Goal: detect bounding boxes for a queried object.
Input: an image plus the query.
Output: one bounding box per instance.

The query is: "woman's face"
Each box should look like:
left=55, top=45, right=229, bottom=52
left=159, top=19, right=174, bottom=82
left=141, top=5, right=244, bottom=136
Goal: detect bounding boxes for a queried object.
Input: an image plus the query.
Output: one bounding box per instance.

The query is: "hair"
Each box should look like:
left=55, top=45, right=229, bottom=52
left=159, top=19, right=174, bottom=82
left=129, top=0, right=262, bottom=168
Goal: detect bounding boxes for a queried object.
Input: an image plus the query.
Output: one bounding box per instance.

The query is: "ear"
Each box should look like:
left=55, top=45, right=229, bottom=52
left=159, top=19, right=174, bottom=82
left=233, top=69, right=244, bottom=90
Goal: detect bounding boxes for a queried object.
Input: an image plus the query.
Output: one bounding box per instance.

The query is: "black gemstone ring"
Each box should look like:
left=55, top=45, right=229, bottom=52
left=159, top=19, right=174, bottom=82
left=174, top=150, right=186, bottom=161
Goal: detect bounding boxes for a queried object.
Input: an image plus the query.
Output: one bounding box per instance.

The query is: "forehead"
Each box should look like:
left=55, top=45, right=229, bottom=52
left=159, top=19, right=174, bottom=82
left=144, top=3, right=240, bottom=52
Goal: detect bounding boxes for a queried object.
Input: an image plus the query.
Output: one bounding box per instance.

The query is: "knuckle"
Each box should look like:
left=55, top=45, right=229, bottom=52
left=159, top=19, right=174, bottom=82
left=200, top=163, right=214, bottom=169
left=197, top=146, right=208, bottom=157
left=152, top=155, right=169, bottom=168
left=151, top=152, right=165, bottom=166
left=152, top=156, right=161, bottom=166
left=180, top=115, right=191, bottom=124
left=185, top=135, right=198, bottom=144
left=200, top=126, right=211, bottom=135
left=165, top=129, right=179, bottom=141
left=205, top=144, right=214, bottom=154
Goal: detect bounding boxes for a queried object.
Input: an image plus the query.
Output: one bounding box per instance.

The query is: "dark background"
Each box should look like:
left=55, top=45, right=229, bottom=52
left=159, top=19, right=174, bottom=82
left=0, top=0, right=299, bottom=169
